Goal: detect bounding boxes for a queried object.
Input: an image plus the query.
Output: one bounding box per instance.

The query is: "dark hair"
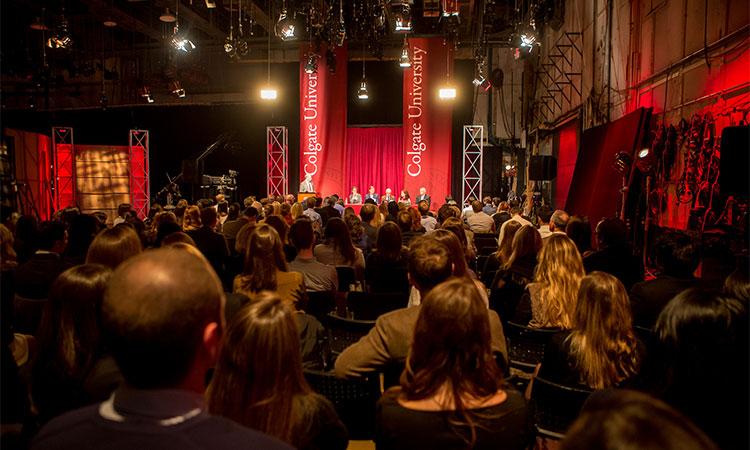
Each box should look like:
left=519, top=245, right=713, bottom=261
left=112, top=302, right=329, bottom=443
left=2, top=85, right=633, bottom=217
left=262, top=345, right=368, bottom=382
left=117, top=203, right=132, bottom=218
left=441, top=217, right=473, bottom=261
left=471, top=200, right=483, bottom=213
left=376, top=222, right=404, bottom=261
left=344, top=213, right=364, bottom=244
left=495, top=220, right=522, bottom=264
left=264, top=215, right=289, bottom=243
left=243, top=206, right=259, bottom=218
left=360, top=204, right=376, bottom=222
left=504, top=224, right=542, bottom=270
left=323, top=217, right=356, bottom=263
left=228, top=203, right=241, bottom=221
left=147, top=204, right=163, bottom=222
left=156, top=221, right=183, bottom=247
left=565, top=216, right=592, bottom=254
left=200, top=206, right=218, bottom=227
left=401, top=278, right=503, bottom=447
left=407, top=236, right=452, bottom=294
left=654, top=231, right=699, bottom=277
left=595, top=217, right=628, bottom=248
left=561, top=389, right=719, bottom=450
left=431, top=229, right=468, bottom=278
left=240, top=224, right=288, bottom=294
left=102, top=248, right=224, bottom=389
left=208, top=294, right=324, bottom=448
left=538, top=205, right=553, bottom=223
left=724, top=258, right=749, bottom=302
left=86, top=225, right=142, bottom=269
left=161, top=231, right=197, bottom=247
left=387, top=201, right=400, bottom=218
left=217, top=202, right=229, bottom=215
left=64, top=214, right=100, bottom=262
left=396, top=210, right=413, bottom=232
left=37, top=221, right=66, bottom=250
left=289, top=218, right=314, bottom=250
left=418, top=201, right=430, bottom=215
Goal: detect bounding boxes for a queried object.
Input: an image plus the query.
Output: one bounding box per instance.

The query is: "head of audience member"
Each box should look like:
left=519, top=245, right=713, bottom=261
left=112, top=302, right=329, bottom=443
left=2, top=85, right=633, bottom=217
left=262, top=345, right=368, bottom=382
left=561, top=389, right=719, bottom=450
left=495, top=220, right=522, bottom=265
left=161, top=231, right=197, bottom=247
left=417, top=201, right=430, bottom=217
left=262, top=203, right=274, bottom=219
left=537, top=206, right=553, bottom=227
left=532, top=233, right=585, bottom=329
left=208, top=293, right=318, bottom=448
left=360, top=203, right=377, bottom=226
left=396, top=211, right=413, bottom=233
left=406, top=208, right=422, bottom=232
left=227, top=203, right=241, bottom=221
left=116, top=203, right=132, bottom=219
left=595, top=217, right=628, bottom=250
left=498, top=201, right=510, bottom=213
left=431, top=229, right=469, bottom=278
left=217, top=201, right=229, bottom=218
left=37, top=221, right=68, bottom=254
left=34, top=265, right=112, bottom=391
left=565, top=216, right=592, bottom=254
left=240, top=224, right=287, bottom=295
left=653, top=231, right=699, bottom=278
left=147, top=204, right=163, bottom=223
left=324, top=217, right=357, bottom=263
left=724, top=258, right=749, bottom=302
left=289, top=218, right=315, bottom=253
left=344, top=213, right=364, bottom=243
left=376, top=222, right=404, bottom=261
left=196, top=198, right=213, bottom=210
left=699, top=236, right=736, bottom=285
left=215, top=194, right=225, bottom=205
left=290, top=202, right=304, bottom=220
left=437, top=204, right=458, bottom=224
left=504, top=224, right=542, bottom=270
left=492, top=197, right=501, bottom=208
left=407, top=236, right=452, bottom=296
left=305, top=196, right=317, bottom=210
left=102, top=248, right=224, bottom=392
left=550, top=209, right=570, bottom=232
left=483, top=196, right=492, bottom=206
left=387, top=201, right=400, bottom=218
left=264, top=215, right=289, bottom=244
left=15, top=214, right=39, bottom=243
left=86, top=225, right=142, bottom=269
left=243, top=206, right=259, bottom=223
left=284, top=194, right=295, bottom=205
left=243, top=196, right=255, bottom=208
left=155, top=220, right=182, bottom=247
left=63, top=214, right=100, bottom=260
left=440, top=217, right=473, bottom=261
left=508, top=199, right=521, bottom=215
left=569, top=272, right=641, bottom=389
left=0, top=224, right=17, bottom=270
left=200, top=206, right=219, bottom=231
left=445, top=196, right=457, bottom=206
left=401, top=278, right=503, bottom=447
left=330, top=194, right=340, bottom=206
left=471, top=200, right=483, bottom=214
left=183, top=205, right=202, bottom=231
left=344, top=206, right=356, bottom=218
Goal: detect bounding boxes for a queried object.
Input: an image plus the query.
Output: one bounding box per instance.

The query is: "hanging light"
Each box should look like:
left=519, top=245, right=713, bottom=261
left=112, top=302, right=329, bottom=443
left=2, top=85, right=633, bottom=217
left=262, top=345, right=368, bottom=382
left=139, top=86, right=155, bottom=103
left=260, top=88, right=278, bottom=100
left=472, top=57, right=492, bottom=91
left=438, top=87, right=456, bottom=99
left=358, top=43, right=368, bottom=100
left=399, top=38, right=411, bottom=68
left=46, top=10, right=73, bottom=49
left=275, top=1, right=296, bottom=41
left=171, top=24, right=196, bottom=52
left=438, top=41, right=455, bottom=100
left=392, top=3, right=412, bottom=32
left=636, top=147, right=655, bottom=172
left=103, top=17, right=117, bottom=27
left=261, top=5, right=277, bottom=101
left=304, top=53, right=318, bottom=74
left=170, top=80, right=186, bottom=98
left=159, top=8, right=177, bottom=23
left=333, top=0, right=346, bottom=47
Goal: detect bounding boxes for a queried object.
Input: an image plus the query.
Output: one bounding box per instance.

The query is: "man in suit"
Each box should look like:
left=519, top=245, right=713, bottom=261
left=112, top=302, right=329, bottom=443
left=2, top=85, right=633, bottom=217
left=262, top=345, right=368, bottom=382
left=364, top=186, right=379, bottom=203
left=15, top=221, right=70, bottom=300
left=583, top=217, right=643, bottom=291
left=299, top=174, right=314, bottom=193
left=334, top=236, right=507, bottom=379
left=187, top=207, right=230, bottom=280
left=415, top=187, right=431, bottom=208
left=381, top=188, right=395, bottom=204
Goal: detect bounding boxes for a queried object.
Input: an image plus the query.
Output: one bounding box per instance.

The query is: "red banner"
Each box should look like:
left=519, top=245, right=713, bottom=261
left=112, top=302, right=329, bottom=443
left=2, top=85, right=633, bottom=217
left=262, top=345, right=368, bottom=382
left=299, top=46, right=347, bottom=197
left=403, top=37, right=453, bottom=207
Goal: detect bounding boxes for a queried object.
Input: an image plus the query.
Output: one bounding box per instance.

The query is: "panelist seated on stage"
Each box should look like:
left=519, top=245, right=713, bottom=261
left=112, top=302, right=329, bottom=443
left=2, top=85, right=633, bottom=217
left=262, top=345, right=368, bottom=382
left=364, top=186, right=379, bottom=203
left=398, top=190, right=411, bottom=206
left=299, top=174, right=315, bottom=193
left=415, top=187, right=431, bottom=208
left=381, top=188, right=396, bottom=204
left=348, top=187, right=362, bottom=205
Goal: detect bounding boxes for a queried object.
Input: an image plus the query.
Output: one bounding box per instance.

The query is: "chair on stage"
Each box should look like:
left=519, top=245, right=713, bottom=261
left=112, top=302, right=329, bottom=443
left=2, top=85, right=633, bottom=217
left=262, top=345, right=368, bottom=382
left=346, top=291, right=408, bottom=320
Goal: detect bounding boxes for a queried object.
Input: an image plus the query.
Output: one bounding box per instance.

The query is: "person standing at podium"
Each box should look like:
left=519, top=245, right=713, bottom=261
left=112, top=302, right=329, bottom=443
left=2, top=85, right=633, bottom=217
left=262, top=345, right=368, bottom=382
left=299, top=174, right=314, bottom=193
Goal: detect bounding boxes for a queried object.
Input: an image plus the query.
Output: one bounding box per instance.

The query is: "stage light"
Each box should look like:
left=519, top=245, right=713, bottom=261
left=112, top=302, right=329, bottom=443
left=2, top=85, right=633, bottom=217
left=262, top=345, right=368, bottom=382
left=275, top=7, right=296, bottom=41
left=472, top=74, right=492, bottom=91
left=171, top=26, right=196, bottom=53
left=139, top=87, right=154, bottom=103
left=392, top=4, right=412, bottom=32
left=46, top=13, right=73, bottom=49
left=520, top=33, right=537, bottom=50
left=159, top=8, right=177, bottom=23
left=636, top=147, right=655, bottom=172
left=170, top=80, right=186, bottom=98
left=613, top=151, right=632, bottom=175
left=260, top=87, right=278, bottom=100
left=30, top=17, right=49, bottom=31
left=357, top=80, right=369, bottom=100
left=438, top=86, right=457, bottom=99
left=399, top=39, right=411, bottom=68
left=638, top=148, right=650, bottom=158
left=304, top=54, right=318, bottom=74
left=204, top=0, right=217, bottom=8
left=505, top=164, right=512, bottom=171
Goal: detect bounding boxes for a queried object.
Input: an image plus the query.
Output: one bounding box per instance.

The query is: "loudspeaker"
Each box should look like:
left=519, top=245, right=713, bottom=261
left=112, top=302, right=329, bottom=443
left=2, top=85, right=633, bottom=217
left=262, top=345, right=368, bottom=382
left=182, top=159, right=199, bottom=184
left=529, top=155, right=557, bottom=180
left=719, top=126, right=749, bottom=197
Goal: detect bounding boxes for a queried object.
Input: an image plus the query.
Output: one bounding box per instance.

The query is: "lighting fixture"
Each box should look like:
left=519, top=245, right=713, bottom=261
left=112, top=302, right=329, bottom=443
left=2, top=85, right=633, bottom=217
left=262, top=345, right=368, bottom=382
left=441, top=0, right=459, bottom=17
left=638, top=148, right=650, bottom=158
left=438, top=41, right=455, bottom=100
left=399, top=39, right=411, bottom=68
left=46, top=11, right=73, bottom=49
left=261, top=3, right=277, bottom=101
left=159, top=8, right=177, bottom=23
left=171, top=25, right=196, bottom=52
left=438, top=87, right=456, bottom=99
left=304, top=53, right=318, bottom=74
left=224, top=0, right=235, bottom=55
left=392, top=3, right=412, bottom=32
left=260, top=88, right=278, bottom=100
left=275, top=3, right=296, bottom=41
left=505, top=164, right=513, bottom=171
left=636, top=147, right=655, bottom=172
left=30, top=16, right=49, bottom=31
left=333, top=0, right=346, bottom=47
left=204, top=0, right=217, bottom=8
left=170, top=80, right=186, bottom=98
left=358, top=43, right=368, bottom=100
left=613, top=151, right=632, bottom=175
left=139, top=86, right=154, bottom=103
left=103, top=18, right=117, bottom=27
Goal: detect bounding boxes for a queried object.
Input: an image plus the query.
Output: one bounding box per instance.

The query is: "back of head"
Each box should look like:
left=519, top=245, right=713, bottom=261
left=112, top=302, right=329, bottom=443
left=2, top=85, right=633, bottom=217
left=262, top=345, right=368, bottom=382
left=37, top=221, right=66, bottom=251
left=66, top=214, right=100, bottom=256
left=654, top=231, right=699, bottom=277
left=387, top=201, right=400, bottom=217
left=264, top=215, right=289, bottom=242
left=497, top=220, right=523, bottom=261
left=437, top=204, right=457, bottom=224
left=289, top=218, right=314, bottom=251
left=102, top=248, right=224, bottom=389
left=243, top=224, right=287, bottom=292
left=86, top=225, right=142, bottom=269
left=561, top=390, right=719, bottom=450
left=550, top=209, right=569, bottom=230
left=305, top=196, right=316, bottom=209
left=376, top=222, right=403, bottom=261
left=396, top=210, right=413, bottom=232
left=471, top=201, right=483, bottom=213
left=183, top=205, right=202, bottom=229
left=565, top=216, right=592, bottom=253
left=407, top=236, right=452, bottom=295
left=200, top=206, right=218, bottom=228
left=507, top=224, right=542, bottom=267
left=417, top=201, right=430, bottom=216
left=596, top=217, right=628, bottom=249
left=533, top=234, right=585, bottom=329
left=431, top=229, right=468, bottom=277
left=440, top=217, right=468, bottom=250
left=156, top=221, right=182, bottom=247
left=323, top=217, right=355, bottom=262
left=360, top=203, right=376, bottom=223
left=117, top=203, right=131, bottom=218
left=228, top=203, right=241, bottom=220
left=243, top=206, right=259, bottom=220
left=724, top=258, right=750, bottom=302
left=538, top=206, right=553, bottom=224
left=161, top=231, right=197, bottom=247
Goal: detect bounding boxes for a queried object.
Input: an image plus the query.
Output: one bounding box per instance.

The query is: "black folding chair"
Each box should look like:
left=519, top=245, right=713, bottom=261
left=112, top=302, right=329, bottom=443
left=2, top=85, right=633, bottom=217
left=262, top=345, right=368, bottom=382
left=304, top=290, right=336, bottom=321
left=325, top=313, right=376, bottom=356
left=504, top=321, right=560, bottom=372
left=304, top=369, right=381, bottom=439
left=346, top=291, right=408, bottom=320
left=473, top=233, right=499, bottom=255
left=335, top=266, right=357, bottom=292
left=530, top=376, right=592, bottom=440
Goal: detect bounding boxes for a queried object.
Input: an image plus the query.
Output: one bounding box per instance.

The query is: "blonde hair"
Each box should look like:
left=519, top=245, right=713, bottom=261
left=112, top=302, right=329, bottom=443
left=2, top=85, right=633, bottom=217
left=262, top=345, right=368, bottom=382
left=290, top=202, right=304, bottom=220
left=271, top=201, right=282, bottom=216
left=567, top=272, right=641, bottom=389
left=182, top=206, right=202, bottom=231
left=531, top=234, right=584, bottom=329
left=0, top=224, right=18, bottom=270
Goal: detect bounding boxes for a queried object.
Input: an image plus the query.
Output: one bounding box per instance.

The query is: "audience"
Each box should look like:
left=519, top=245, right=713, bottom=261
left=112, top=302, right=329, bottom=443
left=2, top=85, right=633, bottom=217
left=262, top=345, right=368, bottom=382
left=264, top=215, right=298, bottom=262
left=482, top=219, right=522, bottom=287
left=31, top=248, right=292, bottom=450
left=565, top=216, right=592, bottom=255
left=207, top=294, right=347, bottom=450
left=289, top=219, right=338, bottom=292
left=182, top=205, right=202, bottom=231
left=15, top=221, right=69, bottom=301
left=85, top=224, right=142, bottom=269
left=365, top=222, right=410, bottom=295
left=314, top=217, right=365, bottom=279
left=583, top=217, right=643, bottom=290
left=396, top=211, right=422, bottom=246
left=466, top=200, right=495, bottom=234
left=418, top=201, right=437, bottom=232
left=187, top=207, right=230, bottom=277
left=489, top=224, right=542, bottom=321
left=63, top=214, right=100, bottom=266
left=497, top=199, right=533, bottom=244
left=360, top=204, right=380, bottom=248
left=376, top=279, right=531, bottom=450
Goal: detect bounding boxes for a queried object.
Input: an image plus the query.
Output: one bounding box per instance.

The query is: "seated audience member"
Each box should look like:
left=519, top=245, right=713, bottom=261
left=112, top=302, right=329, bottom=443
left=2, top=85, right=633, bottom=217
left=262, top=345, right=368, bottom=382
left=497, top=199, right=533, bottom=244
left=31, top=249, right=292, bottom=450
left=482, top=196, right=496, bottom=215
left=539, top=272, right=643, bottom=389
left=396, top=211, right=422, bottom=246
left=565, top=216, right=592, bottom=255
left=629, top=231, right=700, bottom=329
left=360, top=204, right=380, bottom=249
left=482, top=220, right=522, bottom=287
left=418, top=201, right=437, bottom=233
left=648, top=288, right=748, bottom=450
left=15, top=221, right=70, bottom=301
left=187, top=207, right=230, bottom=276
left=234, top=224, right=304, bottom=306
left=376, top=279, right=531, bottom=450
left=32, top=265, right=122, bottom=424
left=724, top=258, right=749, bottom=302
left=290, top=202, right=305, bottom=221
left=112, top=203, right=132, bottom=226
left=467, top=200, right=495, bottom=234
left=489, top=224, right=542, bottom=321
left=491, top=201, right=512, bottom=231
left=182, top=205, right=202, bottom=232
left=561, top=389, right=719, bottom=450
left=161, top=231, right=197, bottom=247
left=289, top=219, right=338, bottom=292
left=63, top=214, right=100, bottom=266
left=335, top=236, right=508, bottom=379
left=539, top=209, right=569, bottom=241
left=85, top=224, right=142, bottom=269
left=461, top=196, right=476, bottom=221
left=216, top=201, right=229, bottom=229
left=583, top=217, right=643, bottom=290
left=441, top=217, right=476, bottom=265
left=13, top=215, right=39, bottom=264
left=365, top=222, right=409, bottom=295
left=208, top=294, right=347, bottom=450
left=155, top=220, right=182, bottom=247
left=264, top=215, right=297, bottom=262
left=318, top=197, right=341, bottom=227
left=223, top=205, right=258, bottom=245
left=302, top=197, right=322, bottom=231
left=385, top=201, right=400, bottom=223
left=173, top=199, right=188, bottom=227
left=314, top=217, right=365, bottom=278
left=437, top=204, right=459, bottom=226
left=280, top=203, right=294, bottom=226
left=698, top=236, right=736, bottom=288
left=517, top=234, right=584, bottom=328
left=220, top=203, right=241, bottom=234
left=344, top=213, right=369, bottom=252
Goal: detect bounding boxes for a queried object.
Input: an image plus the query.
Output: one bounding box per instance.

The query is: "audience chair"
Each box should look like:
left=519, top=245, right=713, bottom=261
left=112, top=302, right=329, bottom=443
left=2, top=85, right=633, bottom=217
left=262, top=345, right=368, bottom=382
left=335, top=266, right=357, bottom=292
left=304, top=290, right=336, bottom=321
left=530, top=376, right=592, bottom=440
left=346, top=292, right=408, bottom=320
left=505, top=321, right=560, bottom=372
left=325, top=313, right=376, bottom=356
left=473, top=233, right=499, bottom=255
left=12, top=294, right=46, bottom=335
left=304, top=369, right=381, bottom=439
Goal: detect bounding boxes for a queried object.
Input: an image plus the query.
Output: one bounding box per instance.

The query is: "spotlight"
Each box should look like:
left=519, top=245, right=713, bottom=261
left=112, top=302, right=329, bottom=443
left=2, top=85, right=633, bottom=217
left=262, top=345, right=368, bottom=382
left=520, top=33, right=537, bottom=50
left=204, top=0, right=217, bottom=8
left=159, top=8, right=177, bottom=23
left=224, top=36, right=234, bottom=54
left=139, top=86, right=155, bottom=103
left=505, top=164, right=513, bottom=171
left=392, top=4, right=412, bottom=32
left=171, top=26, right=196, bottom=53
left=441, top=0, right=459, bottom=17
left=304, top=54, right=318, bottom=74
left=399, top=40, right=411, bottom=68
left=636, top=147, right=655, bottom=172
left=638, top=148, right=650, bottom=158
left=275, top=8, right=296, bottom=41
left=260, top=87, right=278, bottom=100
left=46, top=14, right=73, bottom=49
left=170, top=80, right=186, bottom=98
left=472, top=75, right=492, bottom=91
left=29, top=17, right=49, bottom=31
left=357, top=80, right=369, bottom=100
left=103, top=18, right=117, bottom=27
left=438, top=86, right=457, bottom=99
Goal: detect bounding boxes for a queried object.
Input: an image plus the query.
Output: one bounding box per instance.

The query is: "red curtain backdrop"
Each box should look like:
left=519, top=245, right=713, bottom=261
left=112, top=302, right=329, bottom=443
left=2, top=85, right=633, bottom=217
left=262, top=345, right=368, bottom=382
left=299, top=45, right=347, bottom=196
left=402, top=37, right=453, bottom=207
left=6, top=129, right=53, bottom=220
left=345, top=127, right=404, bottom=200
left=555, top=121, right=579, bottom=210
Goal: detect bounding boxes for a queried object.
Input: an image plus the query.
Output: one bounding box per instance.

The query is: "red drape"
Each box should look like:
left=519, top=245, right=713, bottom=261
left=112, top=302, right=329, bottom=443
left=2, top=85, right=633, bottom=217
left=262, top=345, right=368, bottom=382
left=345, top=127, right=404, bottom=199
left=555, top=121, right=578, bottom=210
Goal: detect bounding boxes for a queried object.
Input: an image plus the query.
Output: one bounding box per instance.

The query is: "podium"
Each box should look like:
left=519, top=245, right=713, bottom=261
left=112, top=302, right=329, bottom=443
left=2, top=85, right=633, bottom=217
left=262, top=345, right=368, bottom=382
left=298, top=193, right=316, bottom=203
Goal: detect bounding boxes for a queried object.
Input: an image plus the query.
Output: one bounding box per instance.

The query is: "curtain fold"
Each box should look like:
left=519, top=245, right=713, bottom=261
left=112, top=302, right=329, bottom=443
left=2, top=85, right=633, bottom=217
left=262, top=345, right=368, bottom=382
left=345, top=127, right=404, bottom=199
